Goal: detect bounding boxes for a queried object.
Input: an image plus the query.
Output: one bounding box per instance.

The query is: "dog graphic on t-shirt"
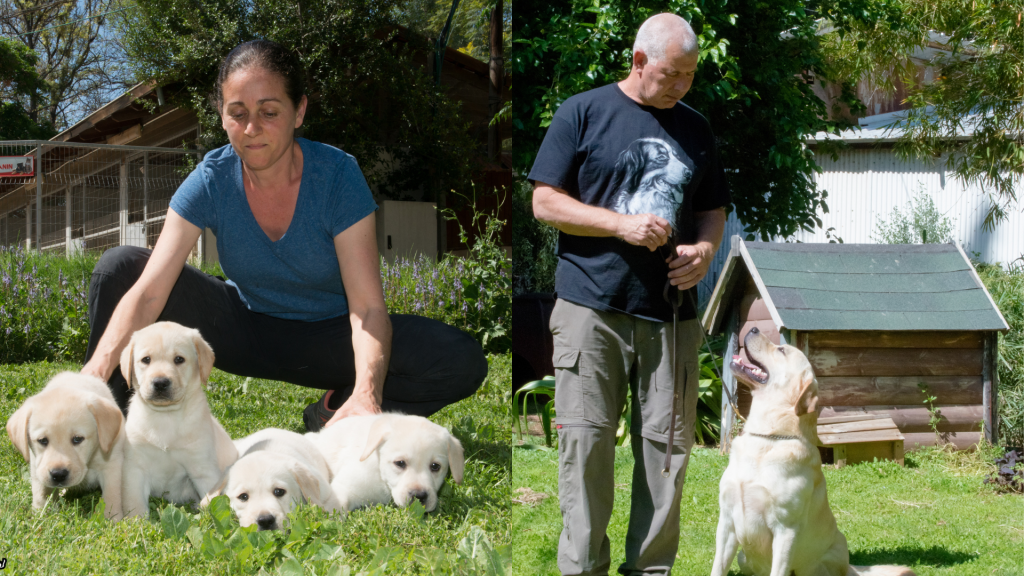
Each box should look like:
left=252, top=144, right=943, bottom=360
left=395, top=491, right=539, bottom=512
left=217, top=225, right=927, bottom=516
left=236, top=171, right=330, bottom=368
left=609, top=138, right=692, bottom=230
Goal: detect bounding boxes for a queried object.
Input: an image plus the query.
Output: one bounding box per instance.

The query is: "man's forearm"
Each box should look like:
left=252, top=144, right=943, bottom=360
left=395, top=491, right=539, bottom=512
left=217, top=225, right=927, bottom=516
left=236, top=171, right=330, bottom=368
left=533, top=182, right=671, bottom=251
left=532, top=182, right=622, bottom=237
left=694, top=208, right=727, bottom=259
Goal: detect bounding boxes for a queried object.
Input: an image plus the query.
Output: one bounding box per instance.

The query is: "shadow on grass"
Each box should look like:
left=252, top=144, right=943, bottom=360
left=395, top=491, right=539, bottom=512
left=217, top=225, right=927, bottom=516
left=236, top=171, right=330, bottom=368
left=850, top=545, right=978, bottom=568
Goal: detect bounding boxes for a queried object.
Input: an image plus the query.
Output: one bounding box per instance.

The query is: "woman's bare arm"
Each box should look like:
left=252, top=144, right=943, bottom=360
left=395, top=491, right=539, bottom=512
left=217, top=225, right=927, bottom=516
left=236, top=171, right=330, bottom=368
left=325, top=213, right=392, bottom=425
left=81, top=209, right=202, bottom=381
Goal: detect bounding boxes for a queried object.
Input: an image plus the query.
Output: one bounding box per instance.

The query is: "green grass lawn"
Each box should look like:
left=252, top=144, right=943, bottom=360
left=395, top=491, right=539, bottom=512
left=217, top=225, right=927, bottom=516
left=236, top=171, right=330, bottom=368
left=0, top=354, right=511, bottom=575
left=512, top=441, right=1024, bottom=576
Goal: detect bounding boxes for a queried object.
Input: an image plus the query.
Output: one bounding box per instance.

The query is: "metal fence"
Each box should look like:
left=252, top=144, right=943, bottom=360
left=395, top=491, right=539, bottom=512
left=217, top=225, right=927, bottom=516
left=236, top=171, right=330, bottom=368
left=0, top=137, right=204, bottom=259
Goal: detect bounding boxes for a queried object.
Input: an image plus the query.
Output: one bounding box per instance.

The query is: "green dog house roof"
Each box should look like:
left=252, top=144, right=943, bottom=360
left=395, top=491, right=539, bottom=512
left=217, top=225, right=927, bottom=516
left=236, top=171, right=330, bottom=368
left=703, top=238, right=1010, bottom=335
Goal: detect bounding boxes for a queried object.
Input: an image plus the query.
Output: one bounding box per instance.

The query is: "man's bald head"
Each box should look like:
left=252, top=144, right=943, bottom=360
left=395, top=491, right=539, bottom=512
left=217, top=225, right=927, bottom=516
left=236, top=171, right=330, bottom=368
left=632, top=14, right=698, bottom=64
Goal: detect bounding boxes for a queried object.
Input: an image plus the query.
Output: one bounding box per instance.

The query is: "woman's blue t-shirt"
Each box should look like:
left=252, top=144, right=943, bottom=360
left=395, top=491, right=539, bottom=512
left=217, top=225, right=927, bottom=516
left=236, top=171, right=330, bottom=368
left=169, top=138, right=378, bottom=321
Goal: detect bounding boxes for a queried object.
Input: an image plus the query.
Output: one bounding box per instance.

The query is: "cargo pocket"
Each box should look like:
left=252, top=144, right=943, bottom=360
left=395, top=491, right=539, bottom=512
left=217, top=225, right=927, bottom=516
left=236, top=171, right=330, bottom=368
left=552, top=346, right=584, bottom=420
left=641, top=361, right=698, bottom=446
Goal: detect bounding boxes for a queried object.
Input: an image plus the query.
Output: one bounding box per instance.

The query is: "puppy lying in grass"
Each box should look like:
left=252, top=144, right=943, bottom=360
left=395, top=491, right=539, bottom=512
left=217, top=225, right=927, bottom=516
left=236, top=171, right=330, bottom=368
left=6, top=372, right=126, bottom=519
left=119, top=322, right=238, bottom=518
left=307, top=413, right=464, bottom=512
left=711, top=327, right=915, bottom=576
left=205, top=427, right=342, bottom=530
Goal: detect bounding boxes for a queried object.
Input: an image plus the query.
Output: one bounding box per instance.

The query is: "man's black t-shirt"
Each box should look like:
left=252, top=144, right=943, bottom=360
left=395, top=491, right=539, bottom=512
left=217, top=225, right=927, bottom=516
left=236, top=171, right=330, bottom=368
left=528, top=83, right=731, bottom=322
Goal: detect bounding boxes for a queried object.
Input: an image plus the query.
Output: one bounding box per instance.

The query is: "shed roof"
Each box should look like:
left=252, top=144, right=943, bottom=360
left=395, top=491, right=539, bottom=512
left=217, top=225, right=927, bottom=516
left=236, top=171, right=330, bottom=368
left=703, top=238, right=1010, bottom=333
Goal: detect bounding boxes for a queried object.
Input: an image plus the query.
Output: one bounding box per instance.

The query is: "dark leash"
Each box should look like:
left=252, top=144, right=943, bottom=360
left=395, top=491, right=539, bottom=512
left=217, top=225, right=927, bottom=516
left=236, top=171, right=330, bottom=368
left=658, top=238, right=744, bottom=477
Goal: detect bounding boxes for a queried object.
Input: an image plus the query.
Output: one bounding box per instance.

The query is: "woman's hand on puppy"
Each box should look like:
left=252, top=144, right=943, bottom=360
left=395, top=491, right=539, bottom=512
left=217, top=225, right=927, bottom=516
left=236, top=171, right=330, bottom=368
left=325, top=389, right=381, bottom=427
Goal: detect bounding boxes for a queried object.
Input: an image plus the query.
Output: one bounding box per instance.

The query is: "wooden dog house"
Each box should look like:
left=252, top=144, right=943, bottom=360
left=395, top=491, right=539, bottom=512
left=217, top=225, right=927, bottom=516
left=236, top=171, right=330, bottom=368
left=703, top=237, right=1009, bottom=453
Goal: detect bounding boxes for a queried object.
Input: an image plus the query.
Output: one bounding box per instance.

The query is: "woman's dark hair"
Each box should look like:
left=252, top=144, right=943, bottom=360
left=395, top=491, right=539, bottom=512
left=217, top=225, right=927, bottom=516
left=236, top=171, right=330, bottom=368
left=213, top=40, right=305, bottom=111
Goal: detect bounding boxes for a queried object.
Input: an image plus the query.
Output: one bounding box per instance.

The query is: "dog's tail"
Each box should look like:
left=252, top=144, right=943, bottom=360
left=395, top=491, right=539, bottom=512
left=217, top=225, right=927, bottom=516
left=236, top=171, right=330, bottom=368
left=848, top=566, right=916, bottom=576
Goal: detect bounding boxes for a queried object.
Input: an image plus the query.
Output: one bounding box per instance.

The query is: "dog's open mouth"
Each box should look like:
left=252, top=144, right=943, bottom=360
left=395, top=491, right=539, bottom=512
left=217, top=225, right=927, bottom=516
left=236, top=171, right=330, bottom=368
left=731, top=355, right=769, bottom=385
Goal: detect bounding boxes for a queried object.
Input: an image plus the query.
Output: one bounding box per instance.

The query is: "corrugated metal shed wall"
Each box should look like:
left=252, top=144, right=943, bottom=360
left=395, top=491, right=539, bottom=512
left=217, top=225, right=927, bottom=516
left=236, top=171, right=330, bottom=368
left=792, top=148, right=1023, bottom=265
left=699, top=147, right=1022, bottom=309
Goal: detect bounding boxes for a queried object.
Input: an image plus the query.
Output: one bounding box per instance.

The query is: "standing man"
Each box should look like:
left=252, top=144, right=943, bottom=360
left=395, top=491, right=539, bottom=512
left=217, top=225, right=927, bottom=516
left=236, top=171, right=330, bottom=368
left=529, top=13, right=730, bottom=576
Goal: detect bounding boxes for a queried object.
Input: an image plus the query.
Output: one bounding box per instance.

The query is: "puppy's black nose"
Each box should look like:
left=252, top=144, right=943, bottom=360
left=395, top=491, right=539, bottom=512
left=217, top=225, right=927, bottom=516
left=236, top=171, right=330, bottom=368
left=256, top=514, right=277, bottom=531
left=411, top=490, right=429, bottom=505
left=152, top=377, right=172, bottom=392
left=749, top=326, right=760, bottom=334
left=50, top=468, right=69, bottom=484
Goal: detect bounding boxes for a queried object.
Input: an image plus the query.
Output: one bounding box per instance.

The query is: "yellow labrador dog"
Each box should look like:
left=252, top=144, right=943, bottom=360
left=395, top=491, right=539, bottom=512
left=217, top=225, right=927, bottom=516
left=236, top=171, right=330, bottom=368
left=711, top=327, right=915, bottom=576
left=307, top=413, right=464, bottom=512
left=205, top=428, right=342, bottom=530
left=119, top=322, right=238, bottom=518
left=6, top=372, right=125, bottom=519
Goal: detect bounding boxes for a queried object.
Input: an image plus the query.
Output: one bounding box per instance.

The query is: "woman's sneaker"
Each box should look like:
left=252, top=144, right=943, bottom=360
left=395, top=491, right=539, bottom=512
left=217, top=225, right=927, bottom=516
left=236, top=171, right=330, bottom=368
left=302, top=390, right=336, bottom=432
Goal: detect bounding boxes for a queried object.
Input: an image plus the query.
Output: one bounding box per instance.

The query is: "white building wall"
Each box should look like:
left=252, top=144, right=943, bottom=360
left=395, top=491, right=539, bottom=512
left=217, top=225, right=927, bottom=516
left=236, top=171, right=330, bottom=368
left=786, top=148, right=1023, bottom=266
left=699, top=147, right=1022, bottom=309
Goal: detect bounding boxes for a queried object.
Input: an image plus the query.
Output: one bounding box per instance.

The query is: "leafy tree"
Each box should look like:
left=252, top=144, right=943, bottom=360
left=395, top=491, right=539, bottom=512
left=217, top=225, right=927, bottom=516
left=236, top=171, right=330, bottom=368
left=0, top=0, right=129, bottom=131
left=398, top=0, right=511, bottom=61
left=0, top=35, right=54, bottom=138
left=115, top=0, right=478, bottom=203
left=820, top=0, right=1024, bottom=229
left=512, top=0, right=865, bottom=242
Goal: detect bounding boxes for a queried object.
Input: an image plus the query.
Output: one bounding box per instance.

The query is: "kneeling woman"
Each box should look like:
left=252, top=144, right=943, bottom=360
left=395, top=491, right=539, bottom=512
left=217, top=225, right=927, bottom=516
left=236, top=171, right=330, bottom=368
left=81, top=40, right=487, bottom=430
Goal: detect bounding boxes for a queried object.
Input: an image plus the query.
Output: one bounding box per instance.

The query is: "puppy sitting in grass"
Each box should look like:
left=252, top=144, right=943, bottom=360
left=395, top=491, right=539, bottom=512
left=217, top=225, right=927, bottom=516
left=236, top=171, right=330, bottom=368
left=711, top=327, right=915, bottom=576
left=204, top=427, right=342, bottom=530
left=119, top=321, right=238, bottom=518
left=6, top=372, right=126, bottom=519
left=307, top=413, right=464, bottom=512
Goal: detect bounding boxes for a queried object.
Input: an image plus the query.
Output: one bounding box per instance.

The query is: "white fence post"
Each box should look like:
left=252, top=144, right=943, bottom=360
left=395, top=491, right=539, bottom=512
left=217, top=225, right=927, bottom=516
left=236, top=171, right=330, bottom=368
left=119, top=153, right=128, bottom=247
left=35, top=145, right=42, bottom=251
left=65, top=187, right=72, bottom=255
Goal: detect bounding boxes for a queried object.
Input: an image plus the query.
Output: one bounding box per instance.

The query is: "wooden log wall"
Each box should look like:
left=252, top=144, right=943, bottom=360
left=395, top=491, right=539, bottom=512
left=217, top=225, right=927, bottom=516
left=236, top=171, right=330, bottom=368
left=798, top=330, right=986, bottom=449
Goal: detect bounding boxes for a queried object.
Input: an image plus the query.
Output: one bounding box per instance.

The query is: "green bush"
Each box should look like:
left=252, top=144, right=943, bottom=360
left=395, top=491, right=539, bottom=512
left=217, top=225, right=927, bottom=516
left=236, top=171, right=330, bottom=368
left=0, top=228, right=511, bottom=364
left=976, top=261, right=1024, bottom=448
left=511, top=181, right=557, bottom=296
left=0, top=247, right=95, bottom=363
left=872, top=187, right=956, bottom=244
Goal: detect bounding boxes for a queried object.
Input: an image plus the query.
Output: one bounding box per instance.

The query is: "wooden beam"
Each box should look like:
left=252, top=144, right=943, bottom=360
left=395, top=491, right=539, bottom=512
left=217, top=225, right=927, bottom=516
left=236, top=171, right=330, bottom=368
left=819, top=405, right=983, bottom=433
left=702, top=235, right=742, bottom=334
left=720, top=304, right=740, bottom=454
left=810, top=347, right=983, bottom=376
left=738, top=239, right=785, bottom=330
left=816, top=376, right=983, bottom=406
left=983, top=331, right=998, bottom=444
left=903, top=431, right=981, bottom=450
left=808, top=330, right=984, bottom=349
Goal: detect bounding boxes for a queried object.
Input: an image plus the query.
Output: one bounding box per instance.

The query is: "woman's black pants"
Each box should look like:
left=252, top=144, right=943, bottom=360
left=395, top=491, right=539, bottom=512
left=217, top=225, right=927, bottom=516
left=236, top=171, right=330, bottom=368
left=85, top=246, right=488, bottom=415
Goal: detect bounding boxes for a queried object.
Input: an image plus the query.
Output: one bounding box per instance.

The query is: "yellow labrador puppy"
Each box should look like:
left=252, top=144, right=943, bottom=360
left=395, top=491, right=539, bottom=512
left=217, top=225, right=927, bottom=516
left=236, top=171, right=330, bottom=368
left=712, top=327, right=915, bottom=576
left=6, top=372, right=125, bottom=519
left=205, top=428, right=342, bottom=530
left=119, top=322, right=238, bottom=518
left=307, top=413, right=464, bottom=512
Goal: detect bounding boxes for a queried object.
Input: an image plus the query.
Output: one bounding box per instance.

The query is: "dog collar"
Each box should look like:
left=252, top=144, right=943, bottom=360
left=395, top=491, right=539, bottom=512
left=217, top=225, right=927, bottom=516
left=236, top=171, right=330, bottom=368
left=745, top=431, right=802, bottom=441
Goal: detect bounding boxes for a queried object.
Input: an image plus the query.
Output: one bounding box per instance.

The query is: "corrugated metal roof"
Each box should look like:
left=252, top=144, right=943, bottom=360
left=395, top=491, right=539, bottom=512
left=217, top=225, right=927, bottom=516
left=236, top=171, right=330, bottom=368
left=807, top=107, right=987, bottom=144
left=703, top=239, right=1010, bottom=332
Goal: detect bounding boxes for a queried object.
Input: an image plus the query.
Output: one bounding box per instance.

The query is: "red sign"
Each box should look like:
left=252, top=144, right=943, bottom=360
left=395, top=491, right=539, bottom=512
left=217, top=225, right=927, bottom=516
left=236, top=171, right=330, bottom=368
left=0, top=156, right=34, bottom=177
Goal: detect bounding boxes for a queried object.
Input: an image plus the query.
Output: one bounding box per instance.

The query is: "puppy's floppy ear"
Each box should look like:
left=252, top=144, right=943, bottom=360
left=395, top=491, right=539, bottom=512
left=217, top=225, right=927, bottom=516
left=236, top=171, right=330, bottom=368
left=447, top=434, right=465, bottom=485
left=795, top=369, right=819, bottom=416
left=191, top=329, right=215, bottom=386
left=5, top=401, right=32, bottom=460
left=119, top=336, right=135, bottom=389
left=290, top=462, right=325, bottom=506
left=359, top=417, right=391, bottom=462
left=88, top=397, right=123, bottom=454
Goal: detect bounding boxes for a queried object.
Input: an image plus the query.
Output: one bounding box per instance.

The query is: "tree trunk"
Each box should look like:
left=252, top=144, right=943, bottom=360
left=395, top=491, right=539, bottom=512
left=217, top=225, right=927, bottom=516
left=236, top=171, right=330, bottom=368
left=487, top=0, right=504, bottom=161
